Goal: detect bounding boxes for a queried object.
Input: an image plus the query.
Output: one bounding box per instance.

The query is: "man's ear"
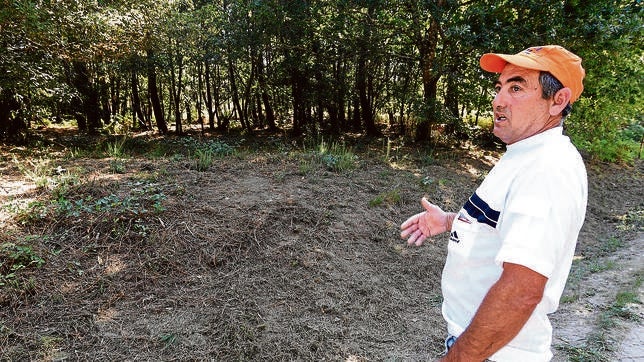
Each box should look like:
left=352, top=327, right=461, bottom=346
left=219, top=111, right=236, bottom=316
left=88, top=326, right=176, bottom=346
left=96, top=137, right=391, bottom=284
left=549, top=88, right=572, bottom=116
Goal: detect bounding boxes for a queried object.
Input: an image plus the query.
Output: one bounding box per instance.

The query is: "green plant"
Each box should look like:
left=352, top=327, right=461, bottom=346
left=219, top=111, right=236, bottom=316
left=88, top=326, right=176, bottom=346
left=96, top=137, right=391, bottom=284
left=0, top=242, right=45, bottom=286
left=194, top=148, right=215, bottom=171
left=298, top=157, right=316, bottom=175
left=37, top=335, right=68, bottom=361
left=317, top=140, right=356, bottom=172
left=190, top=140, right=236, bottom=171
left=159, top=333, right=177, bottom=346
left=557, top=331, right=611, bottom=362
left=383, top=138, right=393, bottom=162
left=13, top=156, right=51, bottom=188
left=151, top=193, right=167, bottom=212
left=203, top=139, right=235, bottom=156
left=607, top=290, right=641, bottom=321
left=577, top=134, right=639, bottom=164
left=106, top=136, right=128, bottom=158
left=110, top=159, right=126, bottom=174
left=598, top=237, right=624, bottom=256
left=369, top=189, right=401, bottom=207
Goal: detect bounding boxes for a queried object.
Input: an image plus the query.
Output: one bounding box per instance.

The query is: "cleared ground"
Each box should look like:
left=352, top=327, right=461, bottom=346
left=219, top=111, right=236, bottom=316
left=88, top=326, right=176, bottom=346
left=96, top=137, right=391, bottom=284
left=1, top=130, right=641, bottom=361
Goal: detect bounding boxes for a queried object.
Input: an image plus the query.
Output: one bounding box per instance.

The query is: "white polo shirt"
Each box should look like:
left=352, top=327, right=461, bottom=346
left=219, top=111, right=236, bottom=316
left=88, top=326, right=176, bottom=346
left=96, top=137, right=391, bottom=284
left=441, top=127, right=588, bottom=361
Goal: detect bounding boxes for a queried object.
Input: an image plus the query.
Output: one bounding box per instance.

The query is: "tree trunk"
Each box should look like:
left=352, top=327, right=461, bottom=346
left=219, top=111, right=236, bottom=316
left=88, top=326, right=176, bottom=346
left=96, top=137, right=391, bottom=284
left=147, top=50, right=168, bottom=134
left=110, top=75, right=121, bottom=118
left=256, top=53, right=276, bottom=131
left=228, top=57, right=246, bottom=132
left=203, top=60, right=216, bottom=130
left=357, top=5, right=379, bottom=136
left=170, top=44, right=184, bottom=135
left=0, top=88, right=26, bottom=142
left=71, top=61, right=101, bottom=134
left=131, top=70, right=148, bottom=130
left=414, top=0, right=445, bottom=142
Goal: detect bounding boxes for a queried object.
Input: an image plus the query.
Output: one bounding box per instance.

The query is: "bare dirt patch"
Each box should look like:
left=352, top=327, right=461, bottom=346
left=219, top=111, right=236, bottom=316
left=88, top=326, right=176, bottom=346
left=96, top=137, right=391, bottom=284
left=0, top=132, right=642, bottom=361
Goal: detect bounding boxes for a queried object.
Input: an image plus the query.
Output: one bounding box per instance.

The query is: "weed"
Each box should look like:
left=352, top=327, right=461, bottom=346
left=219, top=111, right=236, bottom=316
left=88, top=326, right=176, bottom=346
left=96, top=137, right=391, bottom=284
left=203, top=139, right=235, bottom=156
left=39, top=335, right=66, bottom=361
left=383, top=138, right=394, bottom=162
left=0, top=242, right=45, bottom=286
left=151, top=193, right=167, bottom=212
left=110, top=159, right=126, bottom=174
left=607, top=290, right=641, bottom=321
left=419, top=152, right=438, bottom=166
left=557, top=333, right=610, bottom=362
left=317, top=140, right=356, bottom=172
left=369, top=189, right=402, bottom=207
left=298, top=158, right=316, bottom=175
left=588, top=260, right=616, bottom=273
left=190, top=140, right=236, bottom=171
left=598, top=237, right=623, bottom=256
left=160, top=333, right=177, bottom=346
left=617, top=210, right=644, bottom=233
left=106, top=136, right=128, bottom=158
left=560, top=294, right=578, bottom=304
left=14, top=156, right=51, bottom=188
left=193, top=148, right=215, bottom=171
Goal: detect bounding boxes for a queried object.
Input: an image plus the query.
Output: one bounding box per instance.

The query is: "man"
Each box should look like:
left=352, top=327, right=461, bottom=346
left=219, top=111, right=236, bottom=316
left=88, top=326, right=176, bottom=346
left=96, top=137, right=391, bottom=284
left=400, top=45, right=588, bottom=361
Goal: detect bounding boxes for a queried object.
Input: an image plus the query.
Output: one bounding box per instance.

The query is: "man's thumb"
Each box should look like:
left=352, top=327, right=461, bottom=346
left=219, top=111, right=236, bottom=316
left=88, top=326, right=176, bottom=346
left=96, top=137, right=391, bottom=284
left=421, top=197, right=435, bottom=211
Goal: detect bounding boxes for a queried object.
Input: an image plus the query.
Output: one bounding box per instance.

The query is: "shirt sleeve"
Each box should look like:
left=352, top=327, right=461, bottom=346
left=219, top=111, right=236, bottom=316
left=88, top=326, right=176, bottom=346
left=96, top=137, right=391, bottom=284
left=494, top=168, right=573, bottom=278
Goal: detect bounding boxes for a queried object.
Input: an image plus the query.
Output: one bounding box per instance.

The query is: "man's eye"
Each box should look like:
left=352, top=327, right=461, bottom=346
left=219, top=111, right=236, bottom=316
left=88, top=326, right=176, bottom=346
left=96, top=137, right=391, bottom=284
left=494, top=86, right=501, bottom=93
left=511, top=85, right=521, bottom=92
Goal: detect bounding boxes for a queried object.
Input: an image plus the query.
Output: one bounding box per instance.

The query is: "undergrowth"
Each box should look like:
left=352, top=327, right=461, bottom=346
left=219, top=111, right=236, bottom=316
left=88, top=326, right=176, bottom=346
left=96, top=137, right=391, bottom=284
left=299, top=139, right=357, bottom=174
left=0, top=242, right=45, bottom=287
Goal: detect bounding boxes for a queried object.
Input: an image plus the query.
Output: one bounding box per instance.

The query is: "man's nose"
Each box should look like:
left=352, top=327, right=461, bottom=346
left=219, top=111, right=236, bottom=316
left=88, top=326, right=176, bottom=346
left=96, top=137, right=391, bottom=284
left=492, top=91, right=506, bottom=109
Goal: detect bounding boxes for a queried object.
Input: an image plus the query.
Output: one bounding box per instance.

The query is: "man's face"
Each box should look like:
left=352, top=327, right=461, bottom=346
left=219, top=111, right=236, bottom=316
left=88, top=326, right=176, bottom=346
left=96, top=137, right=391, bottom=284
left=492, top=64, right=556, bottom=145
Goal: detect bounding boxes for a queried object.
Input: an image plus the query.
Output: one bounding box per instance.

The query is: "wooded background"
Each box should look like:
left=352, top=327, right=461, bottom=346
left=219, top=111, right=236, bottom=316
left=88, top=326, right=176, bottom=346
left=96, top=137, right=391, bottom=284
left=1, top=0, right=641, bottom=161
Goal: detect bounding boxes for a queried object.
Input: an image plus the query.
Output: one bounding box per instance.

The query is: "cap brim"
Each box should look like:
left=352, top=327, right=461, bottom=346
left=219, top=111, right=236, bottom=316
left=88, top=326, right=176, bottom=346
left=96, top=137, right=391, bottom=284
left=480, top=53, right=550, bottom=73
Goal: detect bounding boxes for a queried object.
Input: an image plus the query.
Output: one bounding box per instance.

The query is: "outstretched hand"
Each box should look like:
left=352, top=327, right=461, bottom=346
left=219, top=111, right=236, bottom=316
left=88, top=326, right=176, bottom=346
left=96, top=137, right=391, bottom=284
left=400, top=197, right=451, bottom=246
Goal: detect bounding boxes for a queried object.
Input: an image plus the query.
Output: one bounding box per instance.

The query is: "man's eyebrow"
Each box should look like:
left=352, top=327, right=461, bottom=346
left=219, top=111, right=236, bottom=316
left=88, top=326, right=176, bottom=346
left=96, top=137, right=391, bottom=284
left=496, top=76, right=528, bottom=86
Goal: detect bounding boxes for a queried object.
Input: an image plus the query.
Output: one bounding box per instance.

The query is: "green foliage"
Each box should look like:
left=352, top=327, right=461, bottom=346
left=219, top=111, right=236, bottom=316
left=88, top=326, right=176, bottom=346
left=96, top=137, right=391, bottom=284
left=188, top=139, right=236, bottom=171
left=110, top=159, right=126, bottom=174
left=563, top=1, right=643, bottom=163
left=316, top=140, right=356, bottom=172
left=14, top=157, right=52, bottom=189
left=1, top=0, right=641, bottom=164
left=105, top=137, right=129, bottom=158
left=609, top=290, right=641, bottom=320
left=159, top=333, right=178, bottom=346
left=193, top=148, right=215, bottom=171
left=369, top=189, right=401, bottom=207
left=10, top=179, right=167, bottom=225
left=0, top=242, right=45, bottom=286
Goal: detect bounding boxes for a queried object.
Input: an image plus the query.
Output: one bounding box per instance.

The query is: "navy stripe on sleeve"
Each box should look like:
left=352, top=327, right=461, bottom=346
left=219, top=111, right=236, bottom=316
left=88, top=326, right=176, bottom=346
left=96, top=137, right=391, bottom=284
left=463, top=192, right=500, bottom=228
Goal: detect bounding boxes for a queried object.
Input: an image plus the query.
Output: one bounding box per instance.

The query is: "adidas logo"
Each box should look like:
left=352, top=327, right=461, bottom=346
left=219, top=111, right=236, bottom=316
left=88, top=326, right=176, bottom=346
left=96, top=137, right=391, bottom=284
left=449, top=231, right=460, bottom=243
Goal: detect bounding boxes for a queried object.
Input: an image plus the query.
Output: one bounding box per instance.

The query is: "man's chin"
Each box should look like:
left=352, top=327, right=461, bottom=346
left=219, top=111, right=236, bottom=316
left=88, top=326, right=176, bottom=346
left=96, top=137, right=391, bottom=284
left=492, top=129, right=511, bottom=145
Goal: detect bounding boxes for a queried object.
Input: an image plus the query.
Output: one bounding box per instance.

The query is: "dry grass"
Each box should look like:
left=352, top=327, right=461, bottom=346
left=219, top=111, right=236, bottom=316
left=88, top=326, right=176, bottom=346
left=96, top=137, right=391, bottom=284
left=0, top=129, right=641, bottom=361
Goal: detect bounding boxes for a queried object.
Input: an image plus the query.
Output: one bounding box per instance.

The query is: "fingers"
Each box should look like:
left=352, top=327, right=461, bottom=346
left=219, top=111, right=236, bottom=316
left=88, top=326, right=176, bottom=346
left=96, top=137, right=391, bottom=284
left=401, top=225, right=430, bottom=245
left=400, top=223, right=417, bottom=239
left=400, top=212, right=421, bottom=230
left=401, top=198, right=440, bottom=246
left=406, top=228, right=427, bottom=246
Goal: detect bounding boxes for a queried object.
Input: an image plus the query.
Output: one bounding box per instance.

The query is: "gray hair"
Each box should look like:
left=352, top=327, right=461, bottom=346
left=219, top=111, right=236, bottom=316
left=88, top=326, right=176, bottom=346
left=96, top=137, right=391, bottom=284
left=540, top=72, right=572, bottom=122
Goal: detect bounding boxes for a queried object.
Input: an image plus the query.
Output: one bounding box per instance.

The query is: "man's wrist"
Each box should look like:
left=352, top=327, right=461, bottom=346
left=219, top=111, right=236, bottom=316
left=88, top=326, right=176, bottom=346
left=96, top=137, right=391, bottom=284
left=444, top=212, right=456, bottom=232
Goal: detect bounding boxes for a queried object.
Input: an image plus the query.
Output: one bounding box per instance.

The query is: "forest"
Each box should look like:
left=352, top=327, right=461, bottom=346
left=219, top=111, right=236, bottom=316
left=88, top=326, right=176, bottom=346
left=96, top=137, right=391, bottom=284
left=1, top=1, right=643, bottom=360
left=1, top=0, right=642, bottom=161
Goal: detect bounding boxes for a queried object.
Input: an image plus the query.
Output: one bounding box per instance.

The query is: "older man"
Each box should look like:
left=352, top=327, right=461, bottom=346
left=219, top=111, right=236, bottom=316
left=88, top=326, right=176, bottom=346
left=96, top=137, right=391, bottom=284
left=401, top=46, right=587, bottom=361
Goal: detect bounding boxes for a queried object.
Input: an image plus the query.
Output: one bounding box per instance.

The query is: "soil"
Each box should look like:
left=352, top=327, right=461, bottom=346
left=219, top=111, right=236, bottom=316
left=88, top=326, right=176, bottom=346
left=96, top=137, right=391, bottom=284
left=0, top=130, right=642, bottom=361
